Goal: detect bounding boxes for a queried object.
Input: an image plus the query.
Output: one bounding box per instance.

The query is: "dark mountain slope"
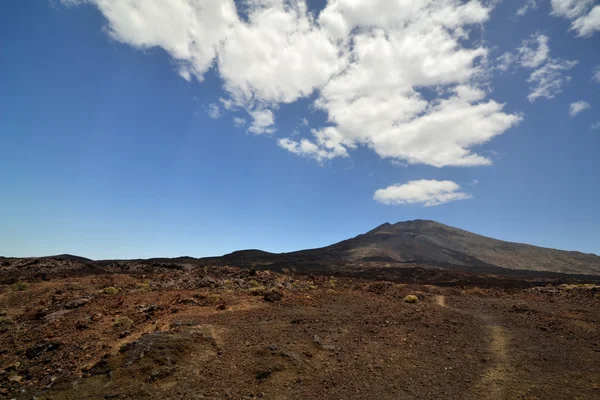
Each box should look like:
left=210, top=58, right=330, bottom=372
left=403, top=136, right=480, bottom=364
left=293, top=220, right=600, bottom=275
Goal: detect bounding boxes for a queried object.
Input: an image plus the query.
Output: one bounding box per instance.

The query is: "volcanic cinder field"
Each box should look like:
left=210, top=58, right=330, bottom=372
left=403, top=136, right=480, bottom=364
left=2, top=221, right=600, bottom=399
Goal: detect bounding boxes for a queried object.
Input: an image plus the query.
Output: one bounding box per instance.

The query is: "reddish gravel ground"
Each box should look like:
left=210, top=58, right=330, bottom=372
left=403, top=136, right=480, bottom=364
left=1, top=260, right=599, bottom=399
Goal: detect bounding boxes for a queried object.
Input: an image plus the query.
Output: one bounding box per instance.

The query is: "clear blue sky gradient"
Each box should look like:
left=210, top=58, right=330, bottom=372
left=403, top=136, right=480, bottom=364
left=1, top=1, right=599, bottom=259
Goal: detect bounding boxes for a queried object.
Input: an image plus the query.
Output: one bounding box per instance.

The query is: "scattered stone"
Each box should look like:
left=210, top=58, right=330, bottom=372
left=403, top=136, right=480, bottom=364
left=65, top=297, right=91, bottom=309
left=263, top=289, right=283, bottom=303
left=76, top=319, right=90, bottom=330
left=313, top=335, right=335, bottom=351
left=26, top=340, right=62, bottom=359
left=86, top=356, right=112, bottom=376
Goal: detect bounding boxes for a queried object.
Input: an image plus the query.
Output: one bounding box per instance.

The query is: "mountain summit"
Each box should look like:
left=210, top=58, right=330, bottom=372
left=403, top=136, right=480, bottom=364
left=295, top=220, right=600, bottom=275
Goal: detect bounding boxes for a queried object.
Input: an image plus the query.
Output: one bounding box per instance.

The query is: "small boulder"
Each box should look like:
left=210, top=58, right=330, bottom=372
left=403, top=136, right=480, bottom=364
left=263, top=289, right=283, bottom=303
left=26, top=340, right=61, bottom=359
left=65, top=297, right=91, bottom=309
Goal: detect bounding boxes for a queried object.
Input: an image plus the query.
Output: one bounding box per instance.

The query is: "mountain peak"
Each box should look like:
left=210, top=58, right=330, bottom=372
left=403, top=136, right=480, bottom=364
left=320, top=220, right=600, bottom=275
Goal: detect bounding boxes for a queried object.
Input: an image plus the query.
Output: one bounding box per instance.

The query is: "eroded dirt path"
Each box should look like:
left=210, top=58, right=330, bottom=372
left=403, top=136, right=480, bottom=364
left=435, top=295, right=511, bottom=400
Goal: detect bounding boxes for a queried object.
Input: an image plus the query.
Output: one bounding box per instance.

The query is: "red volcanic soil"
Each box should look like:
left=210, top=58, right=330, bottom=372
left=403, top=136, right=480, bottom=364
left=1, top=258, right=599, bottom=399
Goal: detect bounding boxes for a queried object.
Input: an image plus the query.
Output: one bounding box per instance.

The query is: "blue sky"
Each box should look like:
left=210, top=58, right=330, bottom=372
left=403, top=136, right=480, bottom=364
left=1, top=0, right=599, bottom=259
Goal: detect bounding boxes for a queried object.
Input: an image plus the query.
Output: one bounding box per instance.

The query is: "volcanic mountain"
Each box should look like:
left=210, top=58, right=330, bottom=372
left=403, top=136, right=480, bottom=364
left=223, top=220, right=600, bottom=276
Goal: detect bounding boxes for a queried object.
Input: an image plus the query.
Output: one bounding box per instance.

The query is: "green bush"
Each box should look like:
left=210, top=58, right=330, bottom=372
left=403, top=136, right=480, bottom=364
left=248, top=286, right=266, bottom=296
left=404, top=295, right=419, bottom=304
left=113, top=316, right=133, bottom=329
left=206, top=294, right=222, bottom=304
left=11, top=282, right=29, bottom=291
left=136, top=281, right=152, bottom=292
left=103, top=287, right=120, bottom=295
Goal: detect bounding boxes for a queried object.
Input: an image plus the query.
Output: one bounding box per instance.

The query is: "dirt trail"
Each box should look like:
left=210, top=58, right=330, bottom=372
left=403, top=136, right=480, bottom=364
left=435, top=295, right=511, bottom=400
left=435, top=294, right=446, bottom=307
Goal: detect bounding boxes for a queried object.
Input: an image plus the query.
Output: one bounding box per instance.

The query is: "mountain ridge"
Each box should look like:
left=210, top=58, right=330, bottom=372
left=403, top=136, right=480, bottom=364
left=298, top=219, right=600, bottom=275
left=5, top=220, right=599, bottom=276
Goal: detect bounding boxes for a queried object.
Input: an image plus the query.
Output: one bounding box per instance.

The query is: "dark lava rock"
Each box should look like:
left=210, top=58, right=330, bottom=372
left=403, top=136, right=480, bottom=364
left=263, top=289, right=283, bottom=303
left=26, top=340, right=61, bottom=359
left=64, top=297, right=91, bottom=309
left=86, top=356, right=112, bottom=376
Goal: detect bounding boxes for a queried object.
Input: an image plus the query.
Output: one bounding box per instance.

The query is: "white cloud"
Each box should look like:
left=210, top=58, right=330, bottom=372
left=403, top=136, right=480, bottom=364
left=248, top=109, right=275, bottom=134
left=391, top=160, right=408, bottom=167
left=496, top=52, right=515, bottom=72
left=592, top=121, right=600, bottom=129
left=220, top=97, right=235, bottom=111
left=594, top=66, right=600, bottom=82
left=233, top=117, right=246, bottom=127
left=551, top=0, right=600, bottom=37
left=551, top=0, right=594, bottom=19
left=468, top=179, right=479, bottom=186
left=527, top=58, right=578, bottom=102
left=374, top=180, right=471, bottom=207
left=67, top=0, right=522, bottom=168
left=301, top=118, right=309, bottom=126
left=80, top=0, right=239, bottom=80
left=573, top=6, right=600, bottom=36
left=516, top=0, right=538, bottom=17
left=497, top=33, right=577, bottom=102
left=206, top=103, right=221, bottom=119
left=518, top=33, right=549, bottom=68
left=277, top=137, right=346, bottom=162
left=217, top=1, right=345, bottom=106
left=569, top=100, right=591, bottom=117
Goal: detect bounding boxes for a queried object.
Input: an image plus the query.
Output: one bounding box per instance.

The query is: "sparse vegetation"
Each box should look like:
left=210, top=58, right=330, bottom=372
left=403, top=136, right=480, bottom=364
left=136, top=280, right=152, bottom=292
left=248, top=279, right=260, bottom=287
left=11, top=281, right=29, bottom=291
left=404, top=294, right=419, bottom=304
left=0, top=316, right=12, bottom=333
left=113, top=316, right=133, bottom=329
left=206, top=294, right=222, bottom=304
left=248, top=286, right=266, bottom=296
left=263, top=289, right=283, bottom=302
left=103, top=287, right=120, bottom=295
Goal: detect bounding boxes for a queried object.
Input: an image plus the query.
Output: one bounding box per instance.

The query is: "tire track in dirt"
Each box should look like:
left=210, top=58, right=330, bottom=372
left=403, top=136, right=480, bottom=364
left=435, top=295, right=511, bottom=400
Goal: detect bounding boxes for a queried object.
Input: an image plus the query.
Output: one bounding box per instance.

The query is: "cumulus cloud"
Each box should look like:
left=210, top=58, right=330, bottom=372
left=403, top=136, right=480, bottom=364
left=516, top=0, right=538, bottom=17
left=527, top=58, right=578, bottom=102
left=374, top=180, right=472, bottom=207
left=551, top=0, right=600, bottom=37
left=82, top=0, right=239, bottom=80
left=248, top=109, right=275, bottom=134
left=569, top=101, right=591, bottom=117
left=277, top=136, right=347, bottom=162
left=206, top=103, right=221, bottom=119
left=468, top=179, right=479, bottom=186
left=65, top=0, right=522, bottom=168
left=233, top=117, right=246, bottom=127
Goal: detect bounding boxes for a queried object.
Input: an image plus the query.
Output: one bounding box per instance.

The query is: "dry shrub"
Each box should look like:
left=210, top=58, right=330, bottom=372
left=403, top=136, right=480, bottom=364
left=103, top=287, right=120, bottom=295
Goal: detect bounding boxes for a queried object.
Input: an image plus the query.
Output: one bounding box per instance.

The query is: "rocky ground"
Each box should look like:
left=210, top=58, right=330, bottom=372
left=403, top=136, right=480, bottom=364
left=1, top=258, right=599, bottom=399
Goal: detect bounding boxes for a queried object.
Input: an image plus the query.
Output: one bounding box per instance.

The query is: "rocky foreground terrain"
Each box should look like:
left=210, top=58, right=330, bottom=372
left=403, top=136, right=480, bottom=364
left=1, top=256, right=600, bottom=399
